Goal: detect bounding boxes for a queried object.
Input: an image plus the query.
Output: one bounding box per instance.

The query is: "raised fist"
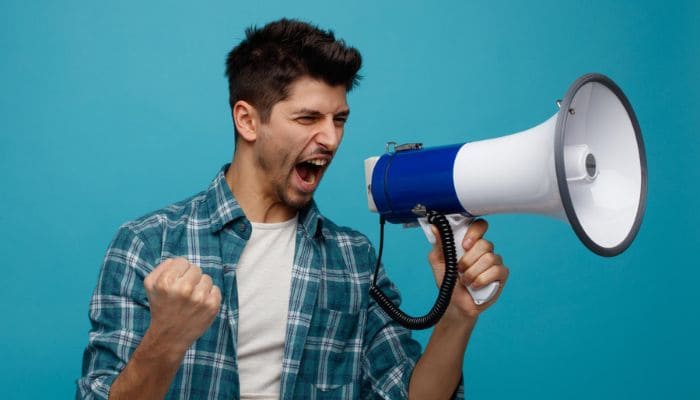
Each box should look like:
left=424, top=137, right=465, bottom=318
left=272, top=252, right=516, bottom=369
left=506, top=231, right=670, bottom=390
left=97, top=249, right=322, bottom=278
left=143, top=257, right=222, bottom=351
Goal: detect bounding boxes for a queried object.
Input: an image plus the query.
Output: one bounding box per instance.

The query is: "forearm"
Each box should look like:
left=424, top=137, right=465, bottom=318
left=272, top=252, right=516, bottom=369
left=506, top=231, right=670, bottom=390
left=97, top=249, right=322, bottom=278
left=408, top=315, right=476, bottom=400
left=109, top=328, right=187, bottom=400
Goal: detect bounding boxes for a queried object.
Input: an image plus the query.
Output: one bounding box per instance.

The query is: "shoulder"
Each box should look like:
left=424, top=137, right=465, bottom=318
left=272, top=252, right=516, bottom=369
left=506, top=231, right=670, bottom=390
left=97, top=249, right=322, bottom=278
left=112, top=190, right=209, bottom=260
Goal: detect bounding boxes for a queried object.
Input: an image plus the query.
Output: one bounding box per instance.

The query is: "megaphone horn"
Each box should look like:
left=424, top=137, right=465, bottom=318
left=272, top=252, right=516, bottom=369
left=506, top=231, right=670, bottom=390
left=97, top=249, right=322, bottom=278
left=364, top=73, right=647, bottom=329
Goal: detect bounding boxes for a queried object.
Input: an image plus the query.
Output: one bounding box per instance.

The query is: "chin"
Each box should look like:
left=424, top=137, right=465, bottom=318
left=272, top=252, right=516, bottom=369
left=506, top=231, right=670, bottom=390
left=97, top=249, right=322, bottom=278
left=282, top=191, right=314, bottom=210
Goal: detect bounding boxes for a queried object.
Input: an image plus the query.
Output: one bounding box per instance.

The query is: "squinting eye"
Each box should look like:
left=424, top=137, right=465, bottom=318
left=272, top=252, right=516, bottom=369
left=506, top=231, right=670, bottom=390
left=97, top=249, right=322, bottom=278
left=334, top=117, right=347, bottom=125
left=297, top=116, right=315, bottom=124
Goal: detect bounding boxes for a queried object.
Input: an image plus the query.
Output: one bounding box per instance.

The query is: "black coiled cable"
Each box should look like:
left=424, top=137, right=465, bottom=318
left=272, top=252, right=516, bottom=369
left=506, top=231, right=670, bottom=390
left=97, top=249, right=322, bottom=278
left=369, top=210, right=459, bottom=330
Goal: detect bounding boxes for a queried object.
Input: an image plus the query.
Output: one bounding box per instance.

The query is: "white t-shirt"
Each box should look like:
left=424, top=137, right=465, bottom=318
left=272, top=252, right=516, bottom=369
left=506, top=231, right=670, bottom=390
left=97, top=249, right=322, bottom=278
left=235, top=215, right=297, bottom=399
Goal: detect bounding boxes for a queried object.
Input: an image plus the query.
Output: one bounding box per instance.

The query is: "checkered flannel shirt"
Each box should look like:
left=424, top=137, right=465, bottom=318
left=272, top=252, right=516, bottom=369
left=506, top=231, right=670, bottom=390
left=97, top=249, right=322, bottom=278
left=77, top=164, right=465, bottom=399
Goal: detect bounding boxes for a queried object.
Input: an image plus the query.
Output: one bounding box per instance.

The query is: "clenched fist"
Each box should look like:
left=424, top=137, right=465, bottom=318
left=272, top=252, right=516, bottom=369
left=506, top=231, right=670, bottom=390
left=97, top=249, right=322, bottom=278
left=143, top=257, right=222, bottom=352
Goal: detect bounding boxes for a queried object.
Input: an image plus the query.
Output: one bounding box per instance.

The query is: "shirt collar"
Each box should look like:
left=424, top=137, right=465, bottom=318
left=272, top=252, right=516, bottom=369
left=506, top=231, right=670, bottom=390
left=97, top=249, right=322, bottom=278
left=206, top=164, right=246, bottom=232
left=206, top=164, right=324, bottom=238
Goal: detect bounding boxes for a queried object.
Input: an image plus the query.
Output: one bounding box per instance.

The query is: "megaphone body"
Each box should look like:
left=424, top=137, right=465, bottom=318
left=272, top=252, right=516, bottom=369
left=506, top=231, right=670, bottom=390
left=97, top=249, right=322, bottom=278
left=365, top=73, right=647, bottom=318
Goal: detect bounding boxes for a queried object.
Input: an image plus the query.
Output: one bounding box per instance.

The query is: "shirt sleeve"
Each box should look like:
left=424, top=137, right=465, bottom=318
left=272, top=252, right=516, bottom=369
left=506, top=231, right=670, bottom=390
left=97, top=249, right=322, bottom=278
left=361, top=244, right=465, bottom=400
left=76, top=225, right=156, bottom=399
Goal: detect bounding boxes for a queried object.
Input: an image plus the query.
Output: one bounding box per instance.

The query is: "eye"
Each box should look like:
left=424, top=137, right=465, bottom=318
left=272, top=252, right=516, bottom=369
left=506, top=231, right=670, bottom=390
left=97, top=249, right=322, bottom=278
left=296, top=116, right=316, bottom=125
left=334, top=116, right=348, bottom=127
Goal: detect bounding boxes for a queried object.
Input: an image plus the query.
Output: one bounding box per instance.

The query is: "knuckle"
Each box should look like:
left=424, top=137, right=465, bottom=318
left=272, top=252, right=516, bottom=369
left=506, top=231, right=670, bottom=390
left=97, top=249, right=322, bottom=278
left=177, top=283, right=194, bottom=297
left=200, top=274, right=213, bottom=286
left=483, top=252, right=497, bottom=264
left=154, top=278, right=168, bottom=292
left=479, top=239, right=494, bottom=253
left=457, top=258, right=469, bottom=272
left=173, top=257, right=189, bottom=266
left=190, top=292, right=204, bottom=304
left=207, top=295, right=222, bottom=313
left=494, top=253, right=503, bottom=265
left=463, top=269, right=476, bottom=283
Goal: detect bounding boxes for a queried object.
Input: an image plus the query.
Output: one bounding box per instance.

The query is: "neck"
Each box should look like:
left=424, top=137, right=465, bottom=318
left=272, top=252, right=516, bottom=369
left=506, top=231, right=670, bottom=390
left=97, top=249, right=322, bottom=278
left=226, top=153, right=297, bottom=223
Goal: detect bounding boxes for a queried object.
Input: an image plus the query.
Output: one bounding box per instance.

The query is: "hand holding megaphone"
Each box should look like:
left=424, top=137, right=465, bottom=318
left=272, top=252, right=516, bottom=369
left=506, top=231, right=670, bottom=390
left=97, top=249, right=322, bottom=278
left=419, top=214, right=500, bottom=305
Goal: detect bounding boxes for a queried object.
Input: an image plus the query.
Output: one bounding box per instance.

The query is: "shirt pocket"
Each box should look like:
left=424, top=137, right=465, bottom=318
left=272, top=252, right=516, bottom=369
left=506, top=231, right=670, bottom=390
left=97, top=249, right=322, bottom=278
left=298, top=307, right=366, bottom=390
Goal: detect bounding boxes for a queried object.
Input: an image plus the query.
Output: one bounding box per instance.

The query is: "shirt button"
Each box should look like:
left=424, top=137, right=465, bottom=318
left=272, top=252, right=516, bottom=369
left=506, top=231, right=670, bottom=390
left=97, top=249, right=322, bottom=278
left=237, top=223, right=246, bottom=233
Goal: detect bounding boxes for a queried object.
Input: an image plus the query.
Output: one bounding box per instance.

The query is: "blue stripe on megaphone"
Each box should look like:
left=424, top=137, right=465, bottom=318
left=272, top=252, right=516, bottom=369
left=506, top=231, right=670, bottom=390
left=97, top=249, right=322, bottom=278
left=370, top=144, right=465, bottom=223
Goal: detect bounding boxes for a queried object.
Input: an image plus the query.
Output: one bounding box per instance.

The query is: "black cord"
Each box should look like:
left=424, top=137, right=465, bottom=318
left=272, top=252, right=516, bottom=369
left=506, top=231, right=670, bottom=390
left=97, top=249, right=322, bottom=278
left=369, top=210, right=459, bottom=330
left=371, top=216, right=385, bottom=288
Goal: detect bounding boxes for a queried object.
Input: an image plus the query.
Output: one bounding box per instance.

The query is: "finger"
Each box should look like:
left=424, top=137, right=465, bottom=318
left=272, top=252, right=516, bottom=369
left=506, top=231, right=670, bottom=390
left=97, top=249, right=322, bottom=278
left=179, top=263, right=203, bottom=283
left=147, top=257, right=189, bottom=290
left=191, top=274, right=214, bottom=302
left=460, top=252, right=503, bottom=286
left=462, top=238, right=494, bottom=267
left=172, top=263, right=202, bottom=296
left=158, top=257, right=190, bottom=284
left=144, top=258, right=173, bottom=291
left=206, top=285, right=223, bottom=314
left=471, top=264, right=509, bottom=290
left=463, top=219, right=488, bottom=250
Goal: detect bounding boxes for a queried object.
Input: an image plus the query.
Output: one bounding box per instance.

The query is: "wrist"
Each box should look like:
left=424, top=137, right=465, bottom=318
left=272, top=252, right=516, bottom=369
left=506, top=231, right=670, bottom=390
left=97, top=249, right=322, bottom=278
left=138, top=326, right=190, bottom=365
left=442, top=304, right=478, bottom=329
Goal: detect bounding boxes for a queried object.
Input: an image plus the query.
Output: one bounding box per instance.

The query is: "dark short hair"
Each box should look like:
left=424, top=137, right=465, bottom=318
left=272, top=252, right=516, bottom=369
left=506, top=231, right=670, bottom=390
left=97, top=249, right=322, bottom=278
left=225, top=18, right=362, bottom=128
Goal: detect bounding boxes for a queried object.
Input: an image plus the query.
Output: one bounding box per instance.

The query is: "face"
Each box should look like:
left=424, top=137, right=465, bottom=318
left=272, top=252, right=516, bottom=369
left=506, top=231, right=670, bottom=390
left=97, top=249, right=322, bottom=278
left=252, top=76, right=349, bottom=210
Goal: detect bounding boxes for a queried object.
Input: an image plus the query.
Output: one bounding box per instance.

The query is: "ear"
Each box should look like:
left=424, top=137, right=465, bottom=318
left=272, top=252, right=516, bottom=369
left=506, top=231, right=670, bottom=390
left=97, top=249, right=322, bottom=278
left=232, top=100, right=259, bottom=142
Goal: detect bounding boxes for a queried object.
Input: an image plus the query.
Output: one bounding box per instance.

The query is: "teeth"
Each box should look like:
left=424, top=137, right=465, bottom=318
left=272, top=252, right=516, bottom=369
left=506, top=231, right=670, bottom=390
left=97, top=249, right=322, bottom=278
left=307, top=159, right=327, bottom=166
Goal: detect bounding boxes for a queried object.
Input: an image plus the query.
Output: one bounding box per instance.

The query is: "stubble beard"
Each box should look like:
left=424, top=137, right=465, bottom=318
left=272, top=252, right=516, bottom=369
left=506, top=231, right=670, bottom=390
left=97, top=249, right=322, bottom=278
left=257, top=147, right=312, bottom=211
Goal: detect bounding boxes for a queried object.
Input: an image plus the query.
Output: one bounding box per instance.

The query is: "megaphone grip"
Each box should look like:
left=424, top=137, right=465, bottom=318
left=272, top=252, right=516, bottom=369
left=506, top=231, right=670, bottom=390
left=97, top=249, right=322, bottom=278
left=370, top=211, right=460, bottom=330
left=420, top=214, right=500, bottom=305
left=467, top=282, right=500, bottom=305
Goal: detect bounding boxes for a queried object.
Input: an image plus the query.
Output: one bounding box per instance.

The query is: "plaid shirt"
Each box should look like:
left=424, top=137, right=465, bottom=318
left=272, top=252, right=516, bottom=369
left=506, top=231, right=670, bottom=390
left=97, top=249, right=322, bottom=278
left=77, top=165, right=465, bottom=399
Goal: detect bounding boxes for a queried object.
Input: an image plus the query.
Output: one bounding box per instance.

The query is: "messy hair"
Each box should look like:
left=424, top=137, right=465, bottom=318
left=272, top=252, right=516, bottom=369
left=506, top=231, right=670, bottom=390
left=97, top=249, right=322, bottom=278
left=225, top=18, right=362, bottom=129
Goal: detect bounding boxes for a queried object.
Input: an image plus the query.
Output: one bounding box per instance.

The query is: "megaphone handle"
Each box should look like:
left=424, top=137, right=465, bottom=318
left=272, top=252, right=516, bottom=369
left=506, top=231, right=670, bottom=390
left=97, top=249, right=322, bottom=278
left=419, top=214, right=500, bottom=305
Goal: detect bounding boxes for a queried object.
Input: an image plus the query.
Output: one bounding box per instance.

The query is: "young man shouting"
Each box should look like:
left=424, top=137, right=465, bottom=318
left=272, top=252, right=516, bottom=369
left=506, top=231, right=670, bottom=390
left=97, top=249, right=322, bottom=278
left=77, top=18, right=509, bottom=400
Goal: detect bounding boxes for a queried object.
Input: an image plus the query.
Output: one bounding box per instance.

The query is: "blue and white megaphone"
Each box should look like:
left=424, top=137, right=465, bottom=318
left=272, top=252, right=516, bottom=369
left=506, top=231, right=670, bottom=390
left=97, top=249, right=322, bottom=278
left=364, top=73, right=647, bottom=329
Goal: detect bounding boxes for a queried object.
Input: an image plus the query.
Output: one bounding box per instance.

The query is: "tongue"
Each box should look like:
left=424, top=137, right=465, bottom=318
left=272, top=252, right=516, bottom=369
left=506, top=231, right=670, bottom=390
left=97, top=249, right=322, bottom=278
left=296, top=163, right=314, bottom=182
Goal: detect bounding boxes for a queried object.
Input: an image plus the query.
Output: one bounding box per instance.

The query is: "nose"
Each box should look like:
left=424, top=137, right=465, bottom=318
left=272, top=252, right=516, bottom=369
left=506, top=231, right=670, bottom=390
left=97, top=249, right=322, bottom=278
left=315, top=116, right=342, bottom=152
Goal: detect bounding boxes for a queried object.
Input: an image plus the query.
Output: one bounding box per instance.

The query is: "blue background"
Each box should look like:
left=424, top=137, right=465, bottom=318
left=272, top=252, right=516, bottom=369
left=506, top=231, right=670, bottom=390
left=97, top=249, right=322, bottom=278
left=1, top=0, right=698, bottom=398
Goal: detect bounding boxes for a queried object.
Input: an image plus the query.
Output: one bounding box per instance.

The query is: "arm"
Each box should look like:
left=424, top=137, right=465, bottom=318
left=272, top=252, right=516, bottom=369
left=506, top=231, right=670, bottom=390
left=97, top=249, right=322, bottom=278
left=408, top=219, right=509, bottom=399
left=109, top=258, right=222, bottom=399
left=77, top=227, right=221, bottom=400
left=107, top=327, right=188, bottom=399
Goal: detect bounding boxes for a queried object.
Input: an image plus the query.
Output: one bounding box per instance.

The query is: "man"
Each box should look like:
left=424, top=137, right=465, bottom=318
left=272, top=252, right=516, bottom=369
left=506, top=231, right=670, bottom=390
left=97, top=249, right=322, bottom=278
left=77, top=19, right=509, bottom=399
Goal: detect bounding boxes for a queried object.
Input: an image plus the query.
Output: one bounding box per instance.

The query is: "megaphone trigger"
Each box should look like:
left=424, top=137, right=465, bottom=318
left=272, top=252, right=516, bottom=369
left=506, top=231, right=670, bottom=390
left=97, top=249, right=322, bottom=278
left=418, top=215, right=500, bottom=305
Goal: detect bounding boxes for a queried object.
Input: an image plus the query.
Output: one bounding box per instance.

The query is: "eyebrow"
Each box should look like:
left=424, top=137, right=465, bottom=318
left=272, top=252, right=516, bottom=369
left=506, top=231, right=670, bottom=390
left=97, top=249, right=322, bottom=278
left=293, top=108, right=350, bottom=118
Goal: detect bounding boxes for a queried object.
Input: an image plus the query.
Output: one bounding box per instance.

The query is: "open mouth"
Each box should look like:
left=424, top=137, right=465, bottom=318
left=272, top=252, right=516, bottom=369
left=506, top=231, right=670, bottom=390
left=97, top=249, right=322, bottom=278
left=294, top=158, right=328, bottom=187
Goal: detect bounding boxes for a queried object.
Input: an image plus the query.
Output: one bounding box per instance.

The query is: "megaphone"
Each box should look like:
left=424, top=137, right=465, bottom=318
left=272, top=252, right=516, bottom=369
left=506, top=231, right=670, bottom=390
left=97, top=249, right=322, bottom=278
left=364, top=73, right=647, bottom=330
